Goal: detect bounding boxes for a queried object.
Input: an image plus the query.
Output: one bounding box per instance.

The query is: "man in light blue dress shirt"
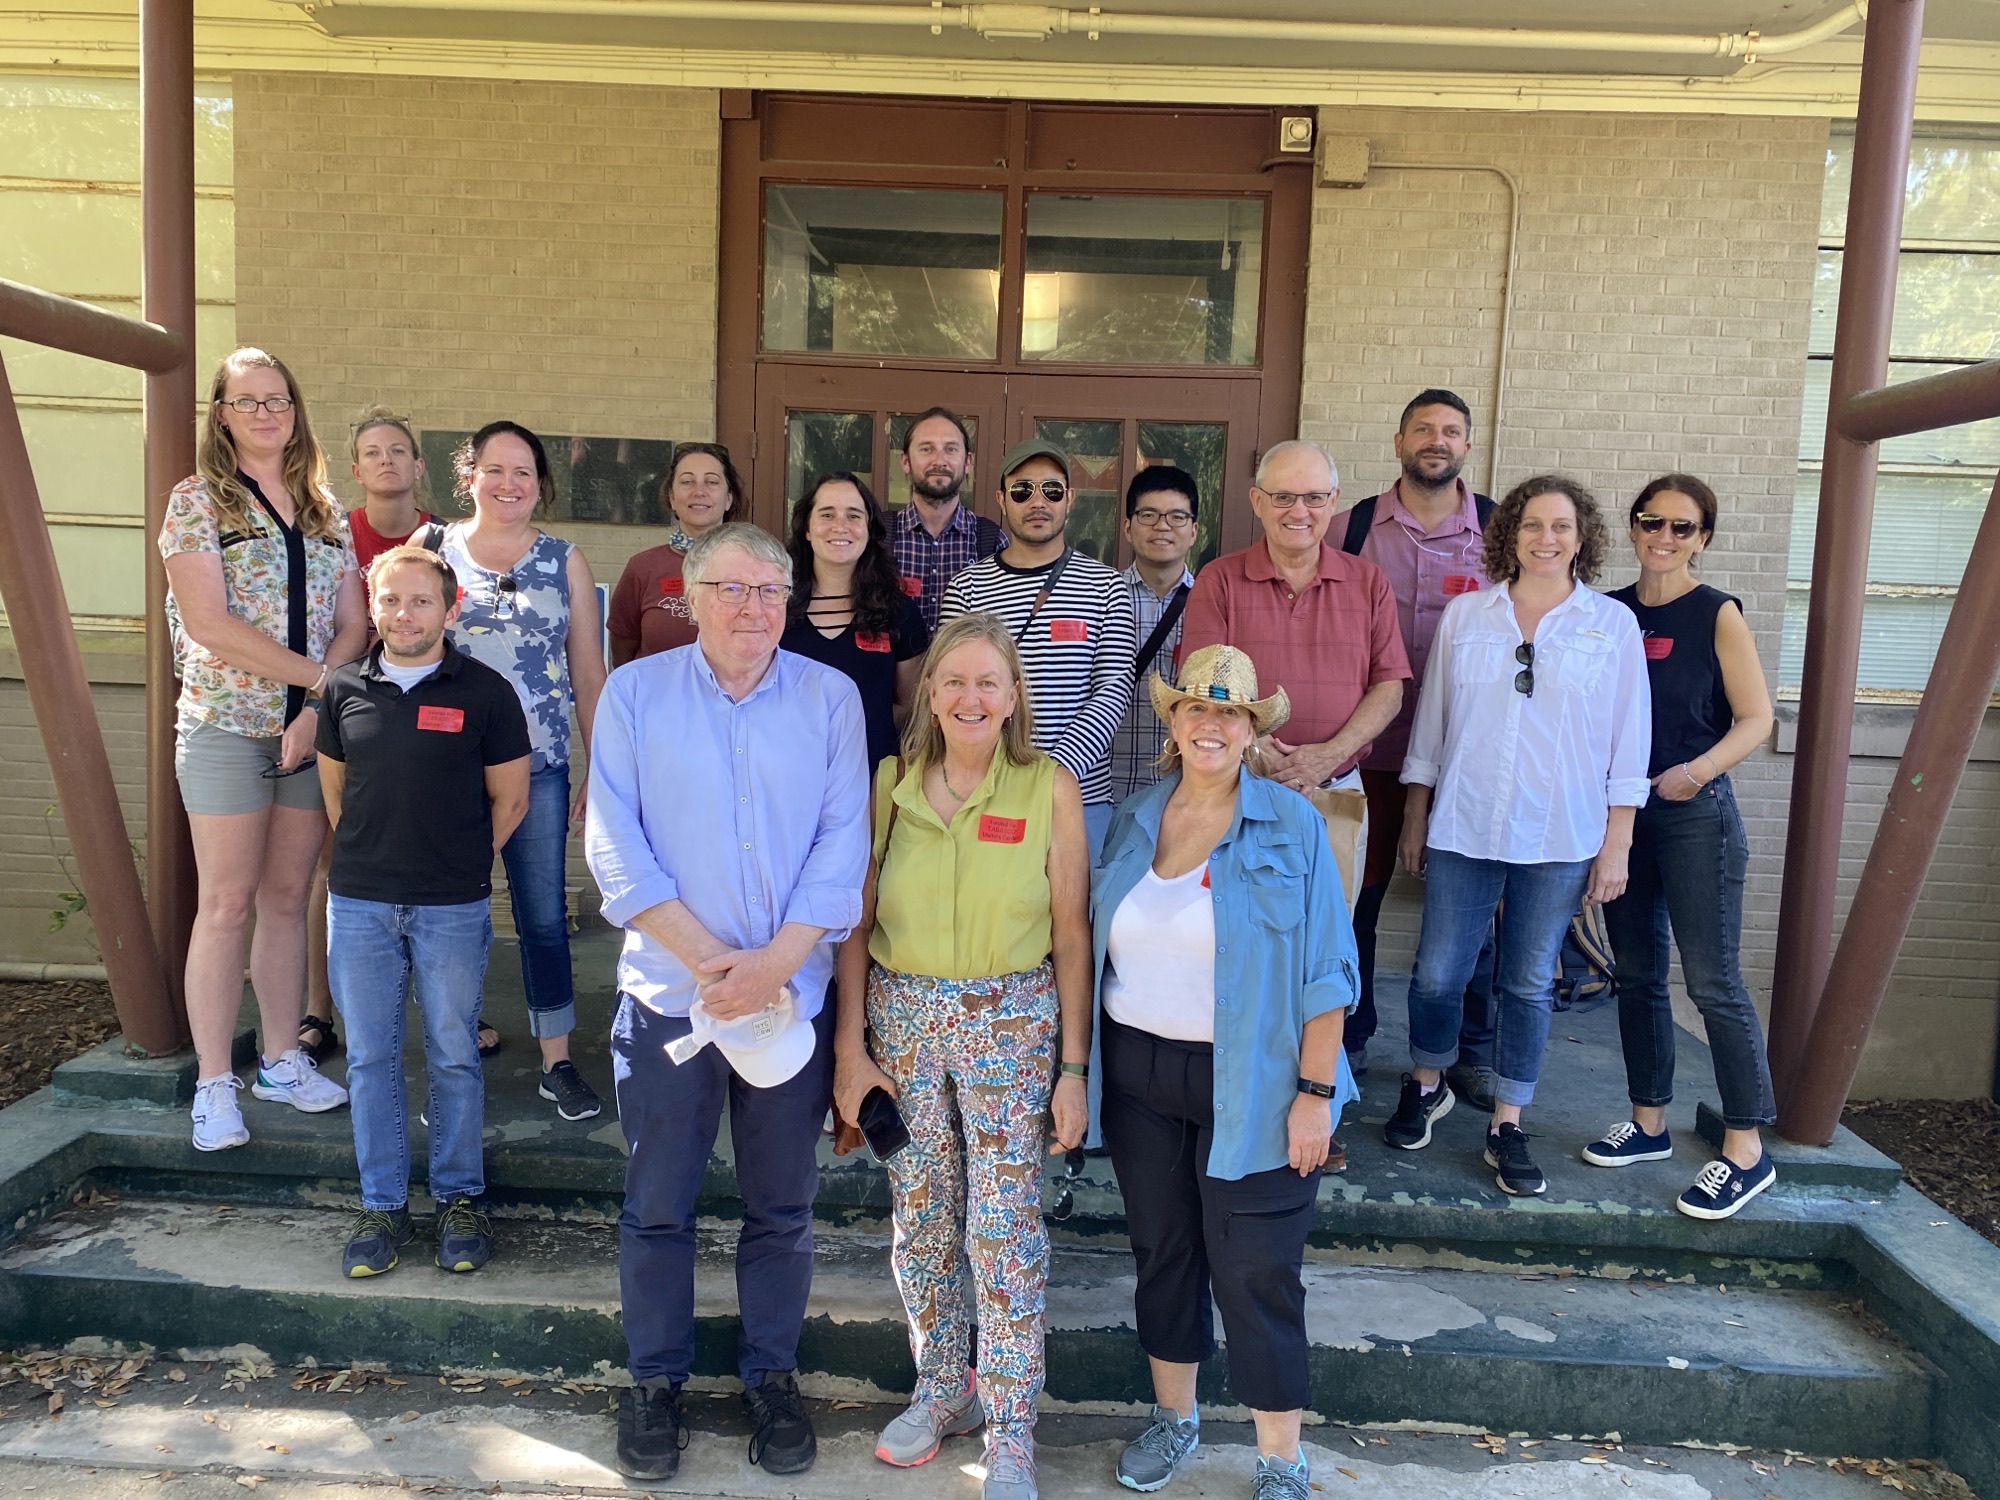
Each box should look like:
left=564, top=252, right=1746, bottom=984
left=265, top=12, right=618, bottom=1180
left=585, top=523, right=869, bottom=1483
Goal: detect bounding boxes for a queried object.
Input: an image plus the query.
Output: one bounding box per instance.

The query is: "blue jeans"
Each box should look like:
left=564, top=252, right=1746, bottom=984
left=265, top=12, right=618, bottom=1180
left=1407, top=848, right=1592, bottom=1109
left=1604, top=778, right=1776, bottom=1129
left=611, top=992, right=835, bottom=1387
left=326, top=894, right=491, bottom=1209
left=498, top=763, right=576, bottom=1040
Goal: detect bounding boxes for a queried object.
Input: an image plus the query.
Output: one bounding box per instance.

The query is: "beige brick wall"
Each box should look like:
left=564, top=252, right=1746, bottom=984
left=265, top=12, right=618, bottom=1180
left=1303, top=107, right=2000, bottom=1098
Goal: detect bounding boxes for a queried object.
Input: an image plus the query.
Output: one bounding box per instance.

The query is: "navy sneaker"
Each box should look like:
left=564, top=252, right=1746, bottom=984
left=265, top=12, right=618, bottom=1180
left=1582, top=1120, right=1674, bottom=1167
left=616, top=1382, right=688, bottom=1481
left=1485, top=1123, right=1547, bottom=1196
left=538, top=1059, right=603, bottom=1121
left=342, top=1206, right=415, bottom=1278
left=434, top=1196, right=492, bottom=1272
left=1676, top=1154, right=1776, bottom=1220
left=1383, top=1074, right=1455, bottom=1150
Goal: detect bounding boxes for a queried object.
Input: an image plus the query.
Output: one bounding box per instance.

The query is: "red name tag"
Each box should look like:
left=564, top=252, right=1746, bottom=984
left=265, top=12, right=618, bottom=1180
left=659, top=576, right=684, bottom=596
left=978, top=815, right=1027, bottom=844
left=1442, top=574, right=1481, bottom=597
left=1643, top=636, right=1674, bottom=660
left=1049, top=619, right=1090, bottom=643
left=900, top=576, right=924, bottom=598
left=416, top=705, right=465, bottom=733
left=1200, top=866, right=1211, bottom=889
left=855, top=631, right=892, bottom=653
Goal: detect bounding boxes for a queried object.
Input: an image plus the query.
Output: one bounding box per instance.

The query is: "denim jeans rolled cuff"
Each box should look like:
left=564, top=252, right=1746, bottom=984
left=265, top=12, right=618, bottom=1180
left=501, top=762, right=577, bottom=1041
left=327, top=894, right=491, bottom=1210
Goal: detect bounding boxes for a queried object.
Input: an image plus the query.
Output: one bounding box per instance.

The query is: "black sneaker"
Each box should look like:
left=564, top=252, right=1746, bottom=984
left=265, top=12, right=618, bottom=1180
left=434, top=1196, right=492, bottom=1272
left=342, top=1206, right=415, bottom=1278
left=1445, top=1061, right=1497, bottom=1113
left=1383, top=1074, right=1455, bottom=1150
left=1676, top=1154, right=1776, bottom=1220
left=745, top=1369, right=817, bottom=1475
left=1485, top=1123, right=1547, bottom=1196
left=1582, top=1120, right=1673, bottom=1167
left=616, top=1382, right=688, bottom=1481
left=538, top=1060, right=603, bottom=1121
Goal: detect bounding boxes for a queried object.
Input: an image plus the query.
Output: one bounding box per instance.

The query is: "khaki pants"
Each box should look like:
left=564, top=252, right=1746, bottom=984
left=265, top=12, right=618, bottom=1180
left=1305, top=776, right=1368, bottom=916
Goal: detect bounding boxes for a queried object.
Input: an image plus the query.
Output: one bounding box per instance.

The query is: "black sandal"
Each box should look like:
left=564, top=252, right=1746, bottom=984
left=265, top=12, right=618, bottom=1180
left=297, top=1014, right=339, bottom=1065
left=477, top=1023, right=502, bottom=1058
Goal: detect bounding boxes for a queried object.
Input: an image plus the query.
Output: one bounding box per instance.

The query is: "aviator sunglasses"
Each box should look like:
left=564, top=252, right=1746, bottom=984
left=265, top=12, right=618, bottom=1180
left=1006, top=479, right=1070, bottom=504
left=1635, top=512, right=1702, bottom=540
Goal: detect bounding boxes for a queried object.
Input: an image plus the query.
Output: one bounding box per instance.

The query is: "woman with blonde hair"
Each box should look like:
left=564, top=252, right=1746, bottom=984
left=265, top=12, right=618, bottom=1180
left=158, top=347, right=367, bottom=1152
left=833, top=612, right=1092, bottom=1500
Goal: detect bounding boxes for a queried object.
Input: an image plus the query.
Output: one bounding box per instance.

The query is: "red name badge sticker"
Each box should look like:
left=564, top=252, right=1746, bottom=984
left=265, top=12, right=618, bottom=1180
left=1643, top=636, right=1675, bottom=660
left=1442, top=574, right=1481, bottom=597
left=659, top=576, right=684, bottom=596
left=900, top=576, right=924, bottom=598
left=978, top=815, right=1027, bottom=844
left=1201, top=866, right=1211, bottom=889
left=1049, top=619, right=1090, bottom=643
left=416, top=705, right=465, bottom=733
left=855, top=631, right=893, bottom=653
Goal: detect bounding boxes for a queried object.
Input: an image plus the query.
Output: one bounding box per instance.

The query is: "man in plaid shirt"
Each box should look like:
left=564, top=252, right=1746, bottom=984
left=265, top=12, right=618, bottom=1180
left=890, top=406, right=1005, bottom=631
left=1107, top=465, right=1201, bottom=803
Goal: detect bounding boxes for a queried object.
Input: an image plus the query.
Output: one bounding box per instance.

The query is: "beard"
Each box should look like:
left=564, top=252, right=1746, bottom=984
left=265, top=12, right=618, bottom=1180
left=1400, top=450, right=1465, bottom=487
left=910, top=468, right=965, bottom=504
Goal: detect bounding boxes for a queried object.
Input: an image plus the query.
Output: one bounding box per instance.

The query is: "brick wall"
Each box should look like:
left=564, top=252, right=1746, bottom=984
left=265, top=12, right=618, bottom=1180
left=1301, top=107, right=2000, bottom=1098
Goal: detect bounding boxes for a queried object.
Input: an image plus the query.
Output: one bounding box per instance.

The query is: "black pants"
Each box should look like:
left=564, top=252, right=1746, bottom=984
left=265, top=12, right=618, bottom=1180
left=1101, top=1014, right=1317, bottom=1413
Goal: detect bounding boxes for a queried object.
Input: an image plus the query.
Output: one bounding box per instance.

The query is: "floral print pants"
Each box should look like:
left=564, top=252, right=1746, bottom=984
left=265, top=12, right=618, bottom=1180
left=867, top=960, right=1057, bottom=1438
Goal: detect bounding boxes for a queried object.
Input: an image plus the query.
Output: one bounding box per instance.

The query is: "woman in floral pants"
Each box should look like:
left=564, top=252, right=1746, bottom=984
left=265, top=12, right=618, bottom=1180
left=834, top=612, right=1093, bottom=1500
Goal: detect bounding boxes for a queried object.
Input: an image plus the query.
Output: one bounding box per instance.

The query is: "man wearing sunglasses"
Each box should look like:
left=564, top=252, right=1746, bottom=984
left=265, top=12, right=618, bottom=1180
left=939, top=438, right=1137, bottom=859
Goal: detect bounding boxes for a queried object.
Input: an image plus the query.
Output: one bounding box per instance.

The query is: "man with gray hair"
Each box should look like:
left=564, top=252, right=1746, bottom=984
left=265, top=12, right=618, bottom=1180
left=586, top=521, right=869, bottom=1483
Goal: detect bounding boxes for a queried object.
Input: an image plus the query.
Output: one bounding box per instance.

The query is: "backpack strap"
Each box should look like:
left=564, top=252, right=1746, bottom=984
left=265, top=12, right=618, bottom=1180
left=1474, top=493, right=1496, bottom=528
left=1340, top=495, right=1377, bottom=555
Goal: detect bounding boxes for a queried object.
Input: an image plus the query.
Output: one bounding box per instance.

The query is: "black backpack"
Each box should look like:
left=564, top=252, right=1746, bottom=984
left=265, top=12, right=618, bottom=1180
left=1340, top=491, right=1495, bottom=555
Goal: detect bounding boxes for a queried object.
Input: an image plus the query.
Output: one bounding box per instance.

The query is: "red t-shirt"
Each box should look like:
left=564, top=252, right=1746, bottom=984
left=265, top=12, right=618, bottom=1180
left=608, top=542, right=699, bottom=661
left=349, top=507, right=435, bottom=603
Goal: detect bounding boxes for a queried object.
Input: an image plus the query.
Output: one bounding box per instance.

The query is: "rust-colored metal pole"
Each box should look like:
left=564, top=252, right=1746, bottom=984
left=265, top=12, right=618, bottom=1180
left=142, top=0, right=199, bottom=1039
left=0, top=280, right=184, bottom=373
left=1780, top=468, right=2000, bottom=1143
left=0, top=355, right=181, bottom=1054
left=1842, top=361, right=2000, bottom=444
left=1765, top=0, right=1925, bottom=1115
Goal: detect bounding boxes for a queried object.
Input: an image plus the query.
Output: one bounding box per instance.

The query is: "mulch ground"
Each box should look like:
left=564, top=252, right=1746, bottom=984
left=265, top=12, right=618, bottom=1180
left=1843, top=1097, right=2000, bottom=1246
left=0, top=979, right=122, bottom=1111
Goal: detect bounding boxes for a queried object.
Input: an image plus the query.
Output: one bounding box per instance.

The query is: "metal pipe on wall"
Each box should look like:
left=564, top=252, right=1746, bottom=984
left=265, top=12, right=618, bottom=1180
left=1841, top=361, right=2000, bottom=444
left=141, top=0, right=199, bottom=1045
left=1764, top=0, right=1924, bottom=1116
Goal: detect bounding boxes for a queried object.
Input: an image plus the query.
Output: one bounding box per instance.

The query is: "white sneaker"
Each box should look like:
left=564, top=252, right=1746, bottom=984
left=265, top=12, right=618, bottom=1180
left=191, top=1074, right=250, bottom=1151
left=251, top=1047, right=349, bottom=1113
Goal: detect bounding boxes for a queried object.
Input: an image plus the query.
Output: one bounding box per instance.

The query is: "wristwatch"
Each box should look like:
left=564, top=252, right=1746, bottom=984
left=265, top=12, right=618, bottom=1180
left=1297, top=1076, right=1335, bottom=1098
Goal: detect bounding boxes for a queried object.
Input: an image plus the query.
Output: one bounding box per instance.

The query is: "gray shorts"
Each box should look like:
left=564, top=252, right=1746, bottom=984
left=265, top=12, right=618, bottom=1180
left=175, top=720, right=325, bottom=816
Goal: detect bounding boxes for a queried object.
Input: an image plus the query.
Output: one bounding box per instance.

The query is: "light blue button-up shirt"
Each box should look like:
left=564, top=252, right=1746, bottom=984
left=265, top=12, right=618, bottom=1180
left=585, top=644, right=870, bottom=1018
left=1093, top=770, right=1360, bottom=1181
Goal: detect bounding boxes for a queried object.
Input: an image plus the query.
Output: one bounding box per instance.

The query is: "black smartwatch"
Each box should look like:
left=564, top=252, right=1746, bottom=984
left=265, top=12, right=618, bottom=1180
left=1297, top=1076, right=1335, bottom=1098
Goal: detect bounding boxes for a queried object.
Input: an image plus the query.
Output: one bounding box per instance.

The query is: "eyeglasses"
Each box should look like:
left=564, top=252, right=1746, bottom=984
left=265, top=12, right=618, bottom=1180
left=220, top=395, right=294, bottom=415
left=1635, top=512, right=1701, bottom=540
left=260, top=756, right=317, bottom=780
left=1047, top=1145, right=1086, bottom=1223
left=1006, top=479, right=1070, bottom=504
left=1132, top=507, right=1195, bottom=528
left=697, top=580, right=791, bottom=608
left=1261, top=490, right=1335, bottom=512
left=1514, top=641, right=1535, bottom=698
left=491, top=573, right=519, bottom=617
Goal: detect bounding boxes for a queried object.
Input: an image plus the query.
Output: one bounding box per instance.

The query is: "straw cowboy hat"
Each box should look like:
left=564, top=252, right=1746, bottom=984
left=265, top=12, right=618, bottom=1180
left=1149, top=644, right=1291, bottom=736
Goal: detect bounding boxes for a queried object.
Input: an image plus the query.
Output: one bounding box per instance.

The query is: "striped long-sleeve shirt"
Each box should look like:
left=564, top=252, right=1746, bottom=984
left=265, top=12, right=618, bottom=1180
left=940, top=550, right=1137, bottom=808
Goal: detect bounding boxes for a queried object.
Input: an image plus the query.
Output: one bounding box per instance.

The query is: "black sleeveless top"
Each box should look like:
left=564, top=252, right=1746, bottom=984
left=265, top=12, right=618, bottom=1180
left=1608, top=582, right=1740, bottom=779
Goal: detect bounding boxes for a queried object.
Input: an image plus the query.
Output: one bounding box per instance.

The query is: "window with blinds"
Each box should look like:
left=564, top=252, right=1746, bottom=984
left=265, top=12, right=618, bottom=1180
left=1782, top=133, right=2000, bottom=698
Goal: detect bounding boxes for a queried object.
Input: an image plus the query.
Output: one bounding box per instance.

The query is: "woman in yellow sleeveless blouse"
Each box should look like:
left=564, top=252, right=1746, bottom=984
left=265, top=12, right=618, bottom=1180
left=833, top=612, right=1092, bottom=1500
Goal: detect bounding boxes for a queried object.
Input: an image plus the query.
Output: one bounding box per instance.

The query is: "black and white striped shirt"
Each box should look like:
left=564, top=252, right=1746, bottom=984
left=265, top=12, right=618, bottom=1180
left=941, top=550, right=1138, bottom=807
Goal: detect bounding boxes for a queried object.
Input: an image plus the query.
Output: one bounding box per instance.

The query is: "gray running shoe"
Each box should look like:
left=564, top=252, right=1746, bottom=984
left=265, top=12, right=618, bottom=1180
left=1252, top=1452, right=1313, bottom=1500
left=982, top=1429, right=1039, bottom=1500
left=874, top=1378, right=984, bottom=1467
left=1117, top=1406, right=1200, bottom=1491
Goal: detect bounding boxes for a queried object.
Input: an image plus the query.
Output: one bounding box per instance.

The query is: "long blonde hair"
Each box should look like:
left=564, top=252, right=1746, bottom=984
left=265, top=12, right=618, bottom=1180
left=195, top=348, right=342, bottom=541
left=900, top=613, right=1038, bottom=770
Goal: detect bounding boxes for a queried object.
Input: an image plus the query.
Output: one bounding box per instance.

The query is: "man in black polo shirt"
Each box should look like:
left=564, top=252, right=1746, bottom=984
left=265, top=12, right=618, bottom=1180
left=317, top=545, right=531, bottom=1278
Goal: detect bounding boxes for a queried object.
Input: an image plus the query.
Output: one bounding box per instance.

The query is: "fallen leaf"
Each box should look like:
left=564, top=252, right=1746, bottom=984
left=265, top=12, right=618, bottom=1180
left=47, top=1392, right=63, bottom=1416
left=236, top=1478, right=264, bottom=1491
left=1352, top=1436, right=1366, bottom=1448
left=1338, top=1468, right=1361, bottom=1480
left=831, top=1400, right=866, bottom=1410
left=1583, top=1455, right=1611, bottom=1465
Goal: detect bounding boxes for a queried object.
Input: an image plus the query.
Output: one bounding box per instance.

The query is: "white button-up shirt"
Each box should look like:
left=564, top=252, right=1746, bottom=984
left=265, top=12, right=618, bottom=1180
left=1402, top=581, right=1651, bottom=865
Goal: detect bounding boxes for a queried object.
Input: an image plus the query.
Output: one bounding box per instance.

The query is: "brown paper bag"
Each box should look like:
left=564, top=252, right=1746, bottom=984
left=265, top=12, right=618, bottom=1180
left=1305, top=786, right=1368, bottom=915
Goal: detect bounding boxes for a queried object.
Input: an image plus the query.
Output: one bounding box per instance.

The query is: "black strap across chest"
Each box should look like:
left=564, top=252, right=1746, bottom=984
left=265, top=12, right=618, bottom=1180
left=1133, top=582, right=1190, bottom=683
left=240, top=472, right=310, bottom=726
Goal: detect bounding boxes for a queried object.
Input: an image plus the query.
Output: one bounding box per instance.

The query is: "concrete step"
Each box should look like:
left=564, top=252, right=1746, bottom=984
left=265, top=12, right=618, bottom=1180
left=0, top=1197, right=1933, bottom=1459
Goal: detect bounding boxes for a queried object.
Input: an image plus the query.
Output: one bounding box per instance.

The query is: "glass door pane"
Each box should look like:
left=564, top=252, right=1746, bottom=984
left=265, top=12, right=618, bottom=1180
left=1137, top=420, right=1228, bottom=570
left=885, top=410, right=981, bottom=512
left=1033, top=417, right=1124, bottom=565
left=784, top=410, right=875, bottom=512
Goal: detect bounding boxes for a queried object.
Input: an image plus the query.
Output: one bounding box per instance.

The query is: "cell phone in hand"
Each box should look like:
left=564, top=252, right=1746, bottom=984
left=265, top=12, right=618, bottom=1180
left=857, top=1086, right=911, bottom=1161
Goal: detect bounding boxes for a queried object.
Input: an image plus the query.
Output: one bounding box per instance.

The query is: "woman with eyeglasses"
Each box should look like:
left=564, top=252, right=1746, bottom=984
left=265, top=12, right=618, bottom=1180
left=1581, top=475, right=1777, bottom=1219
left=434, top=420, right=608, bottom=1122
left=832, top=613, right=1091, bottom=1500
left=782, top=473, right=930, bottom=768
left=1389, top=476, right=1650, bottom=1198
left=158, top=348, right=367, bottom=1152
left=608, top=442, right=743, bottom=666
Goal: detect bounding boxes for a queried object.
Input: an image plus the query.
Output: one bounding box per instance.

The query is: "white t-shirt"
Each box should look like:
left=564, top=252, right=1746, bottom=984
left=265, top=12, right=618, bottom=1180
left=1102, top=862, right=1218, bottom=1043
left=379, top=656, right=444, bottom=690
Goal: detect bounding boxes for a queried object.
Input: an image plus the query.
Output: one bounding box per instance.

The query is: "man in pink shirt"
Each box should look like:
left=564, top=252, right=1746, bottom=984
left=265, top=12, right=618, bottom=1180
left=1341, top=390, right=1497, bottom=1104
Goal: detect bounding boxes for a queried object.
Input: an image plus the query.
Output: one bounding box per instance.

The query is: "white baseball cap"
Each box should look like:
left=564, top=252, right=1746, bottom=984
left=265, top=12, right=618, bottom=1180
left=664, top=985, right=815, bottom=1088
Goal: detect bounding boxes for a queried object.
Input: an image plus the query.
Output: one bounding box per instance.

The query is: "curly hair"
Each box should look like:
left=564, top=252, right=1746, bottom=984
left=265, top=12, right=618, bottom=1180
left=195, top=348, right=342, bottom=542
left=786, top=473, right=906, bottom=636
left=1483, top=473, right=1609, bottom=586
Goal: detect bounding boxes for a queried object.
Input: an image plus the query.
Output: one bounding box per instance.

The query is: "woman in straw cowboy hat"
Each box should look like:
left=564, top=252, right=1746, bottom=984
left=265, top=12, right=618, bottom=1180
left=1091, top=644, right=1360, bottom=1500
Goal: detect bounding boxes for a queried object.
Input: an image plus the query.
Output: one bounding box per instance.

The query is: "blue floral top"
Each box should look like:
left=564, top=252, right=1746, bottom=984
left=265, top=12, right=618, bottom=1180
left=1092, top=770, right=1360, bottom=1181
left=439, top=525, right=575, bottom=771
